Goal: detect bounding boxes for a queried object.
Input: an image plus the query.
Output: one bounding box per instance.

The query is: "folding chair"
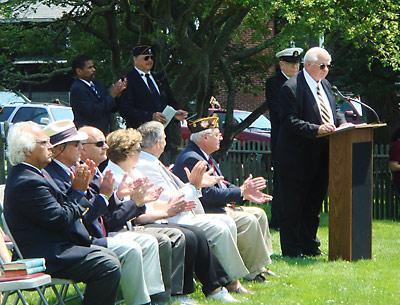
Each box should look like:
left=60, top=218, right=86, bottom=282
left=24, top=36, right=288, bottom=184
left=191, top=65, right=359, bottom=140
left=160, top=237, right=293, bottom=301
left=0, top=270, right=51, bottom=305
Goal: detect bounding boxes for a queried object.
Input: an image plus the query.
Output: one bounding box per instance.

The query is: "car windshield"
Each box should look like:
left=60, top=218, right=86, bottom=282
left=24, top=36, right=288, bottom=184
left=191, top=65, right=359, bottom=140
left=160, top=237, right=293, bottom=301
left=233, top=111, right=271, bottom=131
left=51, top=107, right=74, bottom=121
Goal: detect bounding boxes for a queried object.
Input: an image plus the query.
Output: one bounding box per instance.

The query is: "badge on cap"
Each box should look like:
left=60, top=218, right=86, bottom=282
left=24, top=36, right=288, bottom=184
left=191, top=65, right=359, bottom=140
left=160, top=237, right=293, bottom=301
left=275, top=47, right=303, bottom=63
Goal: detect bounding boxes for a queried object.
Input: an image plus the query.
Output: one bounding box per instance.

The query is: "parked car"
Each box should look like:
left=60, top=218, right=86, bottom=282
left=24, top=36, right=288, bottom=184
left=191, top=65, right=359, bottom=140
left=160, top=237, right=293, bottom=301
left=0, top=102, right=74, bottom=138
left=181, top=109, right=271, bottom=142
left=0, top=89, right=31, bottom=106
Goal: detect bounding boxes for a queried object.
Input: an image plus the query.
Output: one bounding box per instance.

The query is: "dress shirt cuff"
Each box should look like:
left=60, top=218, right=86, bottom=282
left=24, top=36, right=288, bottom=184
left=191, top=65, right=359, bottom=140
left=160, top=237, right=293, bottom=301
left=112, top=192, right=123, bottom=204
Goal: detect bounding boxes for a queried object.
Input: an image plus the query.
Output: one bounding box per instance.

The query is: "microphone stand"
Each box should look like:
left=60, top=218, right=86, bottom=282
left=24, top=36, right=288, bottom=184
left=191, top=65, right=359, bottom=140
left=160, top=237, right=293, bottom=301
left=332, top=86, right=381, bottom=123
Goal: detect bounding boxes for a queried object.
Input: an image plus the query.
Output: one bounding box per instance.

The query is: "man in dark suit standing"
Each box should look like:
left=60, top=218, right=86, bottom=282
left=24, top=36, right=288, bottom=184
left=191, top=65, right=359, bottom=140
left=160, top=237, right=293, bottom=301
left=265, top=47, right=303, bottom=230
left=119, top=45, right=187, bottom=162
left=276, top=47, right=347, bottom=257
left=3, top=121, right=121, bottom=305
left=70, top=54, right=127, bottom=135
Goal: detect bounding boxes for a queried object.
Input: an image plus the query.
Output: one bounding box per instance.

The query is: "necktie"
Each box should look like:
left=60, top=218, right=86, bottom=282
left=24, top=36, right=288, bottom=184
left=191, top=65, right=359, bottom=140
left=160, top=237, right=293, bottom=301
left=207, top=157, right=226, bottom=189
left=317, top=83, right=332, bottom=124
left=89, top=82, right=100, bottom=98
left=99, top=216, right=107, bottom=237
left=145, top=74, right=160, bottom=96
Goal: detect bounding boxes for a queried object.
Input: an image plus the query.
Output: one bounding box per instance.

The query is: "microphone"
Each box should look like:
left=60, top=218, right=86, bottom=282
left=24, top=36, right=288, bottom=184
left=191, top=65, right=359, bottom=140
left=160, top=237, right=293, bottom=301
left=331, top=86, right=381, bottom=123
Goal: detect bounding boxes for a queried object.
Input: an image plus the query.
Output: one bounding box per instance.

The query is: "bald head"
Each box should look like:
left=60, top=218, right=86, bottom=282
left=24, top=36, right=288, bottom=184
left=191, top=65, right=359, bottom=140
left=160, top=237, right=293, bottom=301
left=303, top=47, right=332, bottom=82
left=79, top=126, right=108, bottom=165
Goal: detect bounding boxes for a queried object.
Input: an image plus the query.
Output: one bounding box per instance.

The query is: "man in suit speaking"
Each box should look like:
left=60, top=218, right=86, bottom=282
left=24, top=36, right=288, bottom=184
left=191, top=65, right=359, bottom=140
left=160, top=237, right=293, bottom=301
left=276, top=47, right=347, bottom=257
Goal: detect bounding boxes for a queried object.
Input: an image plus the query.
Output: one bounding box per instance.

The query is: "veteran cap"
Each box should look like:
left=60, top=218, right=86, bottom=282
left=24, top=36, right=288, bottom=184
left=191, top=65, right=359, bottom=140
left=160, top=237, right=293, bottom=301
left=276, top=47, right=303, bottom=63
left=132, top=45, right=153, bottom=57
left=188, top=115, right=219, bottom=134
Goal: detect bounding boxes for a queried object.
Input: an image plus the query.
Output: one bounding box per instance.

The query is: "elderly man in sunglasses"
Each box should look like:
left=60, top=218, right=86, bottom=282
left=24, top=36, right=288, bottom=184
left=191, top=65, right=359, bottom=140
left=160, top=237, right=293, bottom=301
left=119, top=45, right=187, bottom=162
left=275, top=47, right=348, bottom=258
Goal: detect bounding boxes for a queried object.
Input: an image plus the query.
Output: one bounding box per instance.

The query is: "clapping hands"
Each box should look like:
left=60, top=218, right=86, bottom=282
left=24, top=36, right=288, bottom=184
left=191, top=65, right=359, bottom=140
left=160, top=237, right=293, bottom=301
left=185, top=160, right=224, bottom=188
left=240, top=175, right=273, bottom=204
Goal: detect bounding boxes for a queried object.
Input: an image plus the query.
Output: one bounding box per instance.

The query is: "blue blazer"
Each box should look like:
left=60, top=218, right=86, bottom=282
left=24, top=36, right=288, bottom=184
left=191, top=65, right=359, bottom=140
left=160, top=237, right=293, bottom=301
left=173, top=141, right=243, bottom=214
left=44, top=161, right=108, bottom=247
left=3, top=163, right=93, bottom=274
left=69, top=79, right=118, bottom=134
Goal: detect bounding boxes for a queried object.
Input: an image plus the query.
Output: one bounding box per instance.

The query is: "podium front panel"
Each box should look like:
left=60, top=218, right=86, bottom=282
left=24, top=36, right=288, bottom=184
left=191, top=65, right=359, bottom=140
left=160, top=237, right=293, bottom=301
left=328, top=128, right=373, bottom=261
left=351, top=141, right=372, bottom=260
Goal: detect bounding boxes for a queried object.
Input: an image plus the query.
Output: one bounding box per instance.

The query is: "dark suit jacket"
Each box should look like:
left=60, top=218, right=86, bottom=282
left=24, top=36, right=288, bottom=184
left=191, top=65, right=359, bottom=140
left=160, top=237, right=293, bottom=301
left=119, top=69, right=178, bottom=128
left=275, top=70, right=346, bottom=177
left=265, top=70, right=288, bottom=157
left=3, top=163, right=93, bottom=274
left=70, top=79, right=118, bottom=134
left=44, top=161, right=108, bottom=247
left=173, top=141, right=243, bottom=214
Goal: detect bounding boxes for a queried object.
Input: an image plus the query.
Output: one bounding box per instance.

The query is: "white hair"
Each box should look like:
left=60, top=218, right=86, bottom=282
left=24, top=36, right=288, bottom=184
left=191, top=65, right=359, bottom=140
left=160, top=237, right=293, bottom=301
left=189, top=129, right=209, bottom=143
left=7, top=121, right=39, bottom=166
left=304, top=47, right=331, bottom=64
left=138, top=121, right=165, bottom=148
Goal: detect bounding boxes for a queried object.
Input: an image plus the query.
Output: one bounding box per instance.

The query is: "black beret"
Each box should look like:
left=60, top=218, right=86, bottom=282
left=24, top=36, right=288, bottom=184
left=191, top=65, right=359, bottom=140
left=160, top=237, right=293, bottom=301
left=132, top=45, right=153, bottom=56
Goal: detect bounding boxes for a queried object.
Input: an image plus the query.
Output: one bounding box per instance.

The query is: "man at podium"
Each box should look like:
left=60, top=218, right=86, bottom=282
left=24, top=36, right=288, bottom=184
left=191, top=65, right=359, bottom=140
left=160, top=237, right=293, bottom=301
left=276, top=47, right=347, bottom=257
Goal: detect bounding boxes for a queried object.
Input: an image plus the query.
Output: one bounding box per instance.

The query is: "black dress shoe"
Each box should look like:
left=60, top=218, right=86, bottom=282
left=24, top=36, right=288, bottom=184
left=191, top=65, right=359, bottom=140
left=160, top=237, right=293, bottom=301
left=253, top=273, right=269, bottom=283
left=303, top=248, right=322, bottom=256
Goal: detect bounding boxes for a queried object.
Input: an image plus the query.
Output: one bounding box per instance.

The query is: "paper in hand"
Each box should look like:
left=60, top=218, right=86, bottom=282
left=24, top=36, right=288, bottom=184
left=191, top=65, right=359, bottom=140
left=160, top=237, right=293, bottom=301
left=162, top=105, right=177, bottom=127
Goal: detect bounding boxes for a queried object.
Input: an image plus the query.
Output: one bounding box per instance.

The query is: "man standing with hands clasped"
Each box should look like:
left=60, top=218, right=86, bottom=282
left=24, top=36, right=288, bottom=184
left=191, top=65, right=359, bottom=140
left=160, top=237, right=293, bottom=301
left=276, top=47, right=348, bottom=258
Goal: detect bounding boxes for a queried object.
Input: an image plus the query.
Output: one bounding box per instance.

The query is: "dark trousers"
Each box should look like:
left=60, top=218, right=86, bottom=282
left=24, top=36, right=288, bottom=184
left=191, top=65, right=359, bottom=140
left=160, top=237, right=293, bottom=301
left=170, top=224, right=232, bottom=296
left=279, top=161, right=328, bottom=257
left=52, top=245, right=121, bottom=305
left=270, top=161, right=281, bottom=229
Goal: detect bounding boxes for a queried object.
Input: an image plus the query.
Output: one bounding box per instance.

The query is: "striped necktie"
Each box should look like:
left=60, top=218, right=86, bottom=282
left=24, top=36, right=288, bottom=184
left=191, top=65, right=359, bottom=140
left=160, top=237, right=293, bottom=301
left=317, top=83, right=332, bottom=124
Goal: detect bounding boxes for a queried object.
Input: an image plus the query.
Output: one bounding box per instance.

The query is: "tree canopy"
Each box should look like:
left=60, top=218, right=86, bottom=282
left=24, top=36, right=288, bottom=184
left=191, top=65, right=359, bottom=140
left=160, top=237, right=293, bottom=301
left=1, top=0, right=399, bottom=147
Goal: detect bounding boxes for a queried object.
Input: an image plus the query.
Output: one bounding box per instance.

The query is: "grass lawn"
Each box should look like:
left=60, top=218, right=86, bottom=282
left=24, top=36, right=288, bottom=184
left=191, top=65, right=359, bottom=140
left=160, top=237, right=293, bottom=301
left=8, top=216, right=400, bottom=305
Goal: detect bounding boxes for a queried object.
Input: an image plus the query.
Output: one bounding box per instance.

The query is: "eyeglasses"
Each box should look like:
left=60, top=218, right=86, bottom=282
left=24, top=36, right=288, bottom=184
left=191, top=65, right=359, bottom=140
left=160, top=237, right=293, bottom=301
left=317, top=63, right=332, bottom=70
left=36, top=139, right=51, bottom=146
left=83, top=140, right=106, bottom=147
left=144, top=55, right=153, bottom=61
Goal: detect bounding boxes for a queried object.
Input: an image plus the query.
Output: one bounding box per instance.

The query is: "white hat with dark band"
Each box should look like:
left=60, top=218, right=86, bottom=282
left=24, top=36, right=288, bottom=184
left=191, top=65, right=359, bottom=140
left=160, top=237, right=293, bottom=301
left=43, top=120, right=88, bottom=146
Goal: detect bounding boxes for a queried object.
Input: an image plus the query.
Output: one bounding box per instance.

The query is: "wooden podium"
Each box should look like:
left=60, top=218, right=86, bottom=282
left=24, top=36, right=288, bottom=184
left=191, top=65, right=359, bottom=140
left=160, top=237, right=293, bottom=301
left=324, top=123, right=386, bottom=261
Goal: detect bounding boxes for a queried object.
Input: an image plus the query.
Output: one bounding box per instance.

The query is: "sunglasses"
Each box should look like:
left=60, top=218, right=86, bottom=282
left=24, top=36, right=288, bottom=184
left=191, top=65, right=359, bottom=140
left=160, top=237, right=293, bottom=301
left=317, top=63, right=332, bottom=70
left=83, top=140, right=106, bottom=147
left=144, top=55, right=153, bottom=61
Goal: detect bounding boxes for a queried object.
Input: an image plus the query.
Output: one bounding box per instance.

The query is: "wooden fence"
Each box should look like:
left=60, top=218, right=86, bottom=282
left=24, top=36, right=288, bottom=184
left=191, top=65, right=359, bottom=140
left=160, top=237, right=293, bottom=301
left=0, top=138, right=399, bottom=220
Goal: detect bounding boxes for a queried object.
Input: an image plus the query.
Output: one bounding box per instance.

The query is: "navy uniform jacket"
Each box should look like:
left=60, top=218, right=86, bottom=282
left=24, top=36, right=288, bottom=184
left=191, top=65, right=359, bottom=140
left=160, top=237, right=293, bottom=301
left=70, top=79, right=118, bottom=135
left=44, top=161, right=108, bottom=247
left=119, top=69, right=178, bottom=129
left=3, top=163, right=93, bottom=274
left=275, top=71, right=346, bottom=178
left=265, top=70, right=288, bottom=157
left=173, top=141, right=243, bottom=214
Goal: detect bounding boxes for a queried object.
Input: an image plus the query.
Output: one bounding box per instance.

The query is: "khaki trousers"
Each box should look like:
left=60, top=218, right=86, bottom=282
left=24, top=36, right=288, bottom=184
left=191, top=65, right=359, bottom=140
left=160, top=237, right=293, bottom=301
left=226, top=206, right=273, bottom=279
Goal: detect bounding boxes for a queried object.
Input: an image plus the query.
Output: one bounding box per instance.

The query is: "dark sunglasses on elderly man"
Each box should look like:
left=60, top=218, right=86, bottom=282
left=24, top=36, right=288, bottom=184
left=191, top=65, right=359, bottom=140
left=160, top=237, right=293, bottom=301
left=83, top=140, right=106, bottom=147
left=318, top=63, right=332, bottom=70
left=144, top=55, right=153, bottom=61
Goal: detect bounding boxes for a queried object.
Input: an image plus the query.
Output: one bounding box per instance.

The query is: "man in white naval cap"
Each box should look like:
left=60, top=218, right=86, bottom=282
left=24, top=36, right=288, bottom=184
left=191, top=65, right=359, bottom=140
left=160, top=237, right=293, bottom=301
left=265, top=46, right=303, bottom=230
